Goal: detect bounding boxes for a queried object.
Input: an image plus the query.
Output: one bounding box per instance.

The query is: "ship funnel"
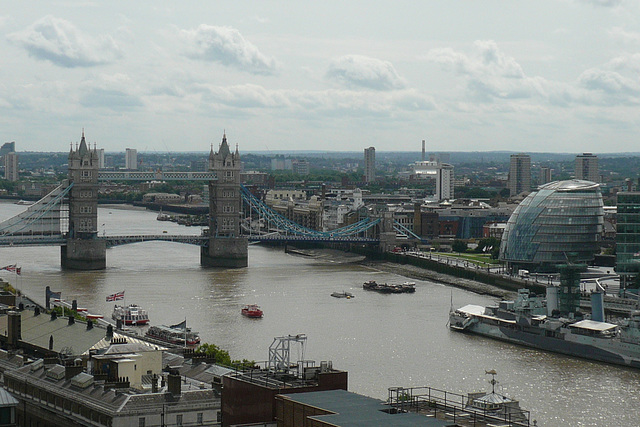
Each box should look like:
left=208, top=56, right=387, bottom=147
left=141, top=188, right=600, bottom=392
left=546, top=286, right=559, bottom=317
left=590, top=292, right=605, bottom=322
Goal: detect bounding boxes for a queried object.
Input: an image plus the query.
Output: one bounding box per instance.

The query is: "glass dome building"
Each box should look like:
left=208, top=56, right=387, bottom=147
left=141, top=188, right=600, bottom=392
left=499, top=180, right=604, bottom=272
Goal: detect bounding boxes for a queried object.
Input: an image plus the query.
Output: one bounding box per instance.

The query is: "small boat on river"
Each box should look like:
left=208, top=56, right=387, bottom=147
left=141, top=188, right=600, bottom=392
left=363, top=281, right=416, bottom=294
left=112, top=304, right=149, bottom=325
left=331, top=291, right=354, bottom=298
left=241, top=304, right=263, bottom=318
left=146, top=323, right=201, bottom=347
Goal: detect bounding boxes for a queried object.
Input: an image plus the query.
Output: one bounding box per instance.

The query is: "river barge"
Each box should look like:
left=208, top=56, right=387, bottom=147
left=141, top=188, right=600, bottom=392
left=363, top=280, right=415, bottom=294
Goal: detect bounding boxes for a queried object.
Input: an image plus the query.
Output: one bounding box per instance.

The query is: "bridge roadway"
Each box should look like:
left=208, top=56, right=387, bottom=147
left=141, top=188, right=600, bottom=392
left=97, top=171, right=216, bottom=181
left=0, top=233, right=380, bottom=248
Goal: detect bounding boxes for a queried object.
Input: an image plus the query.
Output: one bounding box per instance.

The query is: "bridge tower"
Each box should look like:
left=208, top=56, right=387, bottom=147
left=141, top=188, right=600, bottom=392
left=201, top=133, right=248, bottom=268
left=61, top=131, right=106, bottom=270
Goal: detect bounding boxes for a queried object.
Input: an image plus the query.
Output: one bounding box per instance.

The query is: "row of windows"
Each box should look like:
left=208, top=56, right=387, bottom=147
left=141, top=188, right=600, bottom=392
left=80, top=206, right=93, bottom=214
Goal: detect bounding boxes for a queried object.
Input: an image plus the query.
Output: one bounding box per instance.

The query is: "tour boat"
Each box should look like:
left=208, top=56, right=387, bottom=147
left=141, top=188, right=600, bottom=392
left=145, top=324, right=201, bottom=347
left=241, top=304, right=263, bottom=318
left=112, top=304, right=149, bottom=325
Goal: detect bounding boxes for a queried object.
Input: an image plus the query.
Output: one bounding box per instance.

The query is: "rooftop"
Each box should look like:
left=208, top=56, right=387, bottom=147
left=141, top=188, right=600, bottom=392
left=279, top=389, right=452, bottom=426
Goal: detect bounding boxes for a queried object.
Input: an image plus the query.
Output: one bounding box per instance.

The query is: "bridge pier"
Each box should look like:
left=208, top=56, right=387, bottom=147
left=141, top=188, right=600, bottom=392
left=61, top=239, right=106, bottom=270
left=201, top=237, right=248, bottom=268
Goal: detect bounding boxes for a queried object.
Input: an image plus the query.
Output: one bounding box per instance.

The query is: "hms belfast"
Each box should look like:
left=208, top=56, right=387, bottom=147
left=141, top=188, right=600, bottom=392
left=450, top=264, right=640, bottom=368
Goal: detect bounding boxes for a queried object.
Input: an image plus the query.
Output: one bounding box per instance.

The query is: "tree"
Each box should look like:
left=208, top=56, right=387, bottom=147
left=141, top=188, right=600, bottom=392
left=452, top=240, right=468, bottom=253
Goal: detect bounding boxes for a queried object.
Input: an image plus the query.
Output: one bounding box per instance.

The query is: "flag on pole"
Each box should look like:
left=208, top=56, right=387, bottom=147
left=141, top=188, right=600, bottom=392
left=170, top=319, right=187, bottom=330
left=2, top=265, right=21, bottom=275
left=106, top=291, right=125, bottom=302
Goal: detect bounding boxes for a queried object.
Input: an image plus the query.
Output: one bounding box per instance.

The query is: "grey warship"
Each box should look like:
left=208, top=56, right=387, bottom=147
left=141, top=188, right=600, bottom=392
left=449, top=264, right=640, bottom=368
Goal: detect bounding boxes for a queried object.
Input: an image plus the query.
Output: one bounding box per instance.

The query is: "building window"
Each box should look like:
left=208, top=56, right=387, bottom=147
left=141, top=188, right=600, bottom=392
left=176, top=414, right=183, bottom=426
left=197, top=413, right=203, bottom=424
left=223, top=205, right=234, bottom=213
left=81, top=170, right=91, bottom=178
left=80, top=206, right=92, bottom=214
left=139, top=417, right=145, bottom=427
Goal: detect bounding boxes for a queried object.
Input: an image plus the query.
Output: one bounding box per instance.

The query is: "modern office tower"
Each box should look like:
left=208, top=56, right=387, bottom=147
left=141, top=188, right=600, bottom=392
left=575, top=153, right=599, bottom=182
left=436, top=163, right=454, bottom=201
left=364, top=147, right=375, bottom=183
left=616, top=191, right=640, bottom=289
left=125, top=148, right=137, bottom=170
left=0, top=142, right=15, bottom=158
left=500, top=180, right=603, bottom=272
left=539, top=167, right=552, bottom=185
left=507, top=154, right=531, bottom=196
left=97, top=148, right=105, bottom=169
left=3, top=152, right=18, bottom=181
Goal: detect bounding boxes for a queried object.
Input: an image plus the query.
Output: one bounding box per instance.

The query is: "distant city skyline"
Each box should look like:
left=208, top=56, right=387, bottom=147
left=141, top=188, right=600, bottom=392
left=2, top=1, right=640, bottom=153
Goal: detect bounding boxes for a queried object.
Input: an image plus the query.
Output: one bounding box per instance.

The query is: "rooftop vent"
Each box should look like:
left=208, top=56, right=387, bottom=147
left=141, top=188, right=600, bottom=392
left=71, top=372, right=94, bottom=389
left=45, top=364, right=66, bottom=381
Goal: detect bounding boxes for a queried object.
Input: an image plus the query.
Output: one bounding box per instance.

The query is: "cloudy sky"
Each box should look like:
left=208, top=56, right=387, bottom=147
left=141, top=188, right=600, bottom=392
left=2, top=1, right=640, bottom=153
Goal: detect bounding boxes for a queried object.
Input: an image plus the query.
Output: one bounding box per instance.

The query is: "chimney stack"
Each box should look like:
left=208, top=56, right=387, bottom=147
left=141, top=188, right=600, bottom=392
left=421, top=140, right=425, bottom=161
left=167, top=370, right=182, bottom=396
left=7, top=311, right=21, bottom=347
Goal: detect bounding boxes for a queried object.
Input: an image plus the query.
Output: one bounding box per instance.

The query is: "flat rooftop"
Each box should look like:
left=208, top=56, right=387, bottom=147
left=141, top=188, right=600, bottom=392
left=279, top=389, right=453, bottom=426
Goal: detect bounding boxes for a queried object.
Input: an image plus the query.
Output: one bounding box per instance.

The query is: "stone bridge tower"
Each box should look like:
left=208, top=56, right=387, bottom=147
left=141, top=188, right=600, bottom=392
left=61, top=130, right=106, bottom=270
left=201, top=133, right=248, bottom=267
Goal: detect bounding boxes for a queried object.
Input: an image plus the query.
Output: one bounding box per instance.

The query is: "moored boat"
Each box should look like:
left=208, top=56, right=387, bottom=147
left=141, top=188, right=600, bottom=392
left=331, top=291, right=354, bottom=298
left=146, top=324, right=201, bottom=347
left=363, top=281, right=416, bottom=294
left=157, top=209, right=171, bottom=221
left=241, top=304, right=263, bottom=318
left=112, top=304, right=149, bottom=325
left=449, top=286, right=640, bottom=369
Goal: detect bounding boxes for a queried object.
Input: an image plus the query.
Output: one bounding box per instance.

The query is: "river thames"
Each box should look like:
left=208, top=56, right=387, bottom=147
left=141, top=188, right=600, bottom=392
left=0, top=202, right=638, bottom=426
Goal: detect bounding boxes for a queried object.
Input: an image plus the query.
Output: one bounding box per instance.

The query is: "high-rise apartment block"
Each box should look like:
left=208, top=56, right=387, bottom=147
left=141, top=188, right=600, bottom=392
left=539, top=167, right=552, bottom=185
left=292, top=159, right=309, bottom=176
left=436, top=163, right=454, bottom=201
left=508, top=154, right=531, bottom=196
left=575, top=153, right=599, bottom=182
left=364, top=147, right=375, bottom=183
left=0, top=142, right=15, bottom=158
left=3, top=152, right=18, bottom=181
left=125, top=148, right=137, bottom=170
left=97, top=148, right=105, bottom=169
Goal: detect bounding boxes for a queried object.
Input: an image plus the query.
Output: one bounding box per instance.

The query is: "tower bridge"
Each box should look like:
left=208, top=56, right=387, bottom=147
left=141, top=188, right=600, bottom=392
left=0, top=132, right=410, bottom=270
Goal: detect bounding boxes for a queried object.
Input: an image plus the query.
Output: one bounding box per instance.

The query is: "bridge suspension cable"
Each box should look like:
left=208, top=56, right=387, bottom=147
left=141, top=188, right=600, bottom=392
left=240, top=185, right=380, bottom=239
left=0, top=181, right=73, bottom=237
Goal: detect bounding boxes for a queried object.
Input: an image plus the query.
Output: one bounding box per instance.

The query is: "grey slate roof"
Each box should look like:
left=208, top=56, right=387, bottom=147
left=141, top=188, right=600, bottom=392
left=0, top=310, right=107, bottom=356
left=0, top=387, right=18, bottom=407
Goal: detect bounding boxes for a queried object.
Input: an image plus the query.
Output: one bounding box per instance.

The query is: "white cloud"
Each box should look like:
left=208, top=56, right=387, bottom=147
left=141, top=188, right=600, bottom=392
left=7, top=15, right=121, bottom=68
left=578, top=68, right=640, bottom=100
left=326, top=55, right=406, bottom=90
left=426, top=40, right=541, bottom=101
left=195, top=83, right=434, bottom=118
left=179, top=24, right=279, bottom=75
left=579, top=0, right=623, bottom=7
left=80, top=87, right=143, bottom=110
left=608, top=27, right=640, bottom=44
